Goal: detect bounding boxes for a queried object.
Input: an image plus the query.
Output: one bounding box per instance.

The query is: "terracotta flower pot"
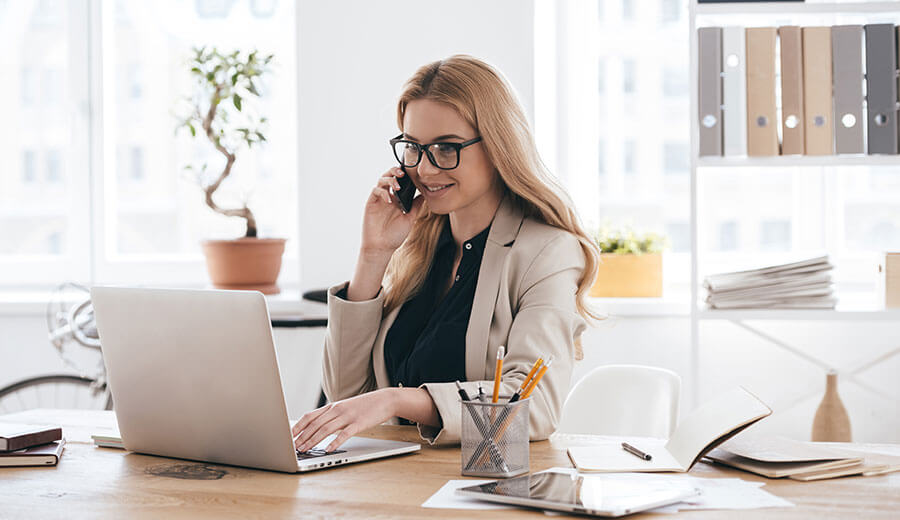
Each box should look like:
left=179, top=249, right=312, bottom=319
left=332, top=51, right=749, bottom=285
left=201, top=238, right=286, bottom=294
left=589, top=252, right=663, bottom=298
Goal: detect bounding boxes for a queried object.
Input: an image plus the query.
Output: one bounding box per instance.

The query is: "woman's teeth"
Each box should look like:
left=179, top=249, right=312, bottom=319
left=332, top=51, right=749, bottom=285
left=426, top=184, right=452, bottom=192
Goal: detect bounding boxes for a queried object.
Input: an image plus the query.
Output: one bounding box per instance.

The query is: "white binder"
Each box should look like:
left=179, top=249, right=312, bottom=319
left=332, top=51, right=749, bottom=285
left=722, top=26, right=747, bottom=156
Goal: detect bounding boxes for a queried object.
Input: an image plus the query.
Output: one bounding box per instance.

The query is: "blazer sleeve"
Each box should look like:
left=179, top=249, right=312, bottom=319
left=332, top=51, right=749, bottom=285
left=418, top=233, right=587, bottom=444
left=321, top=281, right=382, bottom=402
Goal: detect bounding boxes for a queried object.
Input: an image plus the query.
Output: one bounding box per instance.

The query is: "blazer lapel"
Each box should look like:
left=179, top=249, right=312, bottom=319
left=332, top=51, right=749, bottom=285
left=372, top=305, right=401, bottom=389
left=465, top=194, right=524, bottom=381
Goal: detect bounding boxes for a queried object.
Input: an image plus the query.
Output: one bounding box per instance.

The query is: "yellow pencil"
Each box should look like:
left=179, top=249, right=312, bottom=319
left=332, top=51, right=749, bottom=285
left=491, top=346, right=505, bottom=403
left=516, top=356, right=544, bottom=395
left=522, top=356, right=553, bottom=399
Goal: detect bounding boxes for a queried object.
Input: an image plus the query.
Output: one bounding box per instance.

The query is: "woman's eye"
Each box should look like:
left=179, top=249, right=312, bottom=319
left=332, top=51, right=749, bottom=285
left=434, top=143, right=456, bottom=155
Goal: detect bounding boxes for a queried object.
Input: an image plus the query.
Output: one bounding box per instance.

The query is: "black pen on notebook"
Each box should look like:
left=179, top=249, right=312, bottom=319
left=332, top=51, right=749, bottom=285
left=621, top=442, right=652, bottom=461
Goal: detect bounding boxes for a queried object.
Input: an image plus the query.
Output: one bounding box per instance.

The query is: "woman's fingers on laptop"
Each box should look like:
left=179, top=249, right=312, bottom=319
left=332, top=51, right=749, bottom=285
left=325, top=426, right=358, bottom=453
left=298, top=415, right=348, bottom=453
left=295, top=390, right=396, bottom=452
left=292, top=403, right=331, bottom=439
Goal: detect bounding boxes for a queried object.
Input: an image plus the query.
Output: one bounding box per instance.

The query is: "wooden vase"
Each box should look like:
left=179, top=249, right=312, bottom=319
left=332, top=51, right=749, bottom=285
left=811, top=371, right=852, bottom=442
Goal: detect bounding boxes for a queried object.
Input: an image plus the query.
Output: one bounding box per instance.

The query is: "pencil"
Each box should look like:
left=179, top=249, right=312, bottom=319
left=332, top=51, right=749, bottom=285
left=508, top=356, right=543, bottom=403
left=522, top=356, right=553, bottom=399
left=491, top=346, right=505, bottom=403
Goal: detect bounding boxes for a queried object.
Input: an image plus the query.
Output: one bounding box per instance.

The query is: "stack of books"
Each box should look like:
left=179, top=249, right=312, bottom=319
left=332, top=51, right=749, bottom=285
left=704, top=256, right=836, bottom=310
left=705, top=434, right=900, bottom=481
left=0, top=424, right=65, bottom=467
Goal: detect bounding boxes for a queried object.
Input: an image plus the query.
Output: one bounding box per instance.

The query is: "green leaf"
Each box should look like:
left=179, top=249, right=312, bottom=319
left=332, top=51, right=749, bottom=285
left=233, top=94, right=242, bottom=111
left=188, top=123, right=196, bottom=137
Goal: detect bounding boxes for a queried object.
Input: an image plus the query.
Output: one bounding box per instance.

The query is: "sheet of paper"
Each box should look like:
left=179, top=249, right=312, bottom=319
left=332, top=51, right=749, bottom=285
left=421, top=479, right=514, bottom=510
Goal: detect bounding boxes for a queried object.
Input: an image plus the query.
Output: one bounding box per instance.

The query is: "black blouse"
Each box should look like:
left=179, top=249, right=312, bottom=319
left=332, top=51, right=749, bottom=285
left=383, top=220, right=491, bottom=388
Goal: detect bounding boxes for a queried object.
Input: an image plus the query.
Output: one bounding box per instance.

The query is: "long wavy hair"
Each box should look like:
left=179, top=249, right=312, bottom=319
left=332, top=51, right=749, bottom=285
left=382, top=55, right=601, bottom=355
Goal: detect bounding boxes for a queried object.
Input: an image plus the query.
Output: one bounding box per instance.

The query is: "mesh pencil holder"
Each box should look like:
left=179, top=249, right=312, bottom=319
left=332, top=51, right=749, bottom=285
left=460, top=397, right=530, bottom=478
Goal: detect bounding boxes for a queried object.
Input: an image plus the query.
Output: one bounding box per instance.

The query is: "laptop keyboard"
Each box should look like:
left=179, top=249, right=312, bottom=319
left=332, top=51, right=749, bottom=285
left=296, top=448, right=347, bottom=460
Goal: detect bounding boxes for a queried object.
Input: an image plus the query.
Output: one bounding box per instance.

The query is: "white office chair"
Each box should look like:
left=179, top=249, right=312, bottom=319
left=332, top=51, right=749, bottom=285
left=556, top=365, right=681, bottom=438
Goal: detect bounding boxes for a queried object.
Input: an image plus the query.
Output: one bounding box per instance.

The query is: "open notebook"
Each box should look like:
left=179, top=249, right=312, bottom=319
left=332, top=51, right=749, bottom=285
left=567, top=387, right=771, bottom=473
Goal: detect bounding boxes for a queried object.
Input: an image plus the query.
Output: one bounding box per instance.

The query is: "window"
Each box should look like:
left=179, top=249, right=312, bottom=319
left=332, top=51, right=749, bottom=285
left=622, top=0, right=634, bottom=21
left=130, top=147, right=144, bottom=181
left=537, top=2, right=692, bottom=288
left=718, top=221, right=739, bottom=251
left=666, top=221, right=690, bottom=253
left=662, top=65, right=687, bottom=97
left=598, top=140, right=606, bottom=175
left=598, top=58, right=605, bottom=94
left=760, top=220, right=792, bottom=251
left=22, top=150, right=37, bottom=183
left=0, top=0, right=298, bottom=287
left=623, top=59, right=636, bottom=94
left=46, top=149, right=62, bottom=183
left=663, top=142, right=688, bottom=175
left=624, top=140, right=636, bottom=175
left=661, top=0, right=680, bottom=24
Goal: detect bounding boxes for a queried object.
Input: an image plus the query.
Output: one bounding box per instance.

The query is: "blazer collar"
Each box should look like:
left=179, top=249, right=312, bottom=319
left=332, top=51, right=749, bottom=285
left=486, top=192, right=525, bottom=247
left=465, top=192, right=525, bottom=380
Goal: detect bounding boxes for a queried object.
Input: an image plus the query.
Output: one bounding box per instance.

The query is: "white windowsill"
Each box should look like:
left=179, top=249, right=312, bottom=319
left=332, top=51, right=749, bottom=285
left=0, top=286, right=323, bottom=318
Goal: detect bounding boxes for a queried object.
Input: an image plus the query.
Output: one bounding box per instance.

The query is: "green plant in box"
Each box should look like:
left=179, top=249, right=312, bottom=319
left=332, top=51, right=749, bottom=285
left=594, top=225, right=669, bottom=255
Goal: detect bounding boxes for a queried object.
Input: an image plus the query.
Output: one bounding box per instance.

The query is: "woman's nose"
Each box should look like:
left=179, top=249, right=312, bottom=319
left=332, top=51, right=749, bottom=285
left=416, top=153, right=441, bottom=177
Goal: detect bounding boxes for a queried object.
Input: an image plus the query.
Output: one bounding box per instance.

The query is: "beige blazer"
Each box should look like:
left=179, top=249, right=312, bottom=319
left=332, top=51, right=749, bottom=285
left=321, top=194, right=587, bottom=445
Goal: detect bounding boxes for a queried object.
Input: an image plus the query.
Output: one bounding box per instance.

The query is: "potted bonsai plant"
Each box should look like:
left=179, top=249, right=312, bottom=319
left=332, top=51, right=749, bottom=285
left=176, top=46, right=286, bottom=294
left=591, top=225, right=669, bottom=297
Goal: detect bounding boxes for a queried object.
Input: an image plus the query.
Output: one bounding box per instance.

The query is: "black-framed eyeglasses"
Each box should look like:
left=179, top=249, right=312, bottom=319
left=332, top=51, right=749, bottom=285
left=389, top=134, right=483, bottom=170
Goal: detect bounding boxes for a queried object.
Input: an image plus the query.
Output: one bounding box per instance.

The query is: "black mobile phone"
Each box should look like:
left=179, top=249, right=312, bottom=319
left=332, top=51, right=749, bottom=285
left=394, top=165, right=416, bottom=214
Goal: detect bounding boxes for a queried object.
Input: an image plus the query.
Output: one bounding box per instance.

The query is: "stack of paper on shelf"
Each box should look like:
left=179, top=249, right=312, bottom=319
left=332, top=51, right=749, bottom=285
left=703, top=256, right=836, bottom=309
left=704, top=434, right=900, bottom=481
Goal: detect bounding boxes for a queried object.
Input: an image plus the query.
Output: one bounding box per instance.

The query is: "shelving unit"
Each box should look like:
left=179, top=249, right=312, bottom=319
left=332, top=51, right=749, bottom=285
left=687, top=1, right=900, bottom=407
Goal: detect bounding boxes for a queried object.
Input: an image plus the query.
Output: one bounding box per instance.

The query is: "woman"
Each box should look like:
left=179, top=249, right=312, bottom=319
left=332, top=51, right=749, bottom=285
left=292, top=55, right=599, bottom=453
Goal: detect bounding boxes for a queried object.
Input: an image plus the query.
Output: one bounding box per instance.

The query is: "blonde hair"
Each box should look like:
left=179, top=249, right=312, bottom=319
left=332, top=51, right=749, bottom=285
left=383, top=55, right=601, bottom=356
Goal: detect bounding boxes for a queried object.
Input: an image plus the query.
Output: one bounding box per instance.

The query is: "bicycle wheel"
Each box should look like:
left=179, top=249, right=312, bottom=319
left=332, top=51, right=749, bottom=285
left=0, top=375, right=112, bottom=414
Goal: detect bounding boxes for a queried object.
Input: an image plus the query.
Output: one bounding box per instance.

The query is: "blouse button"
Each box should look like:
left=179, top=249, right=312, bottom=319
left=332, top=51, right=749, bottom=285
left=455, top=275, right=461, bottom=282
left=465, top=243, right=472, bottom=250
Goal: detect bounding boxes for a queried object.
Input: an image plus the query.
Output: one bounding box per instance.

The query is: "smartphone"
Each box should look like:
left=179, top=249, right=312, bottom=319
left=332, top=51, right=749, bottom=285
left=394, top=165, right=417, bottom=214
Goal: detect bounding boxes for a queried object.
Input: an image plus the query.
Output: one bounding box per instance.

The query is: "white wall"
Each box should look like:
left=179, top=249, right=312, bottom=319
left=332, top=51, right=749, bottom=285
left=295, top=0, right=535, bottom=289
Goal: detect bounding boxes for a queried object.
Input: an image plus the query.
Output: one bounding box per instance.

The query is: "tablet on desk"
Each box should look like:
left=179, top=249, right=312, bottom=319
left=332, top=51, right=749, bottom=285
left=456, top=471, right=698, bottom=517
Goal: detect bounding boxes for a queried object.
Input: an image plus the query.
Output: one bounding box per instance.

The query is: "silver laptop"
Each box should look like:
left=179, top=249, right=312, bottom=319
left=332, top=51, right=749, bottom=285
left=90, top=286, right=420, bottom=473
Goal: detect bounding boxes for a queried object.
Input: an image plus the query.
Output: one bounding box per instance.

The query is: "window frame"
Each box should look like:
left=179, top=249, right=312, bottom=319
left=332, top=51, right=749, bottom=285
left=1, top=0, right=299, bottom=289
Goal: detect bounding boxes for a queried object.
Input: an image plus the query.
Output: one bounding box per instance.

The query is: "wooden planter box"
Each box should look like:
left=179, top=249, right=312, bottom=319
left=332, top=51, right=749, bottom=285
left=589, top=253, right=663, bottom=298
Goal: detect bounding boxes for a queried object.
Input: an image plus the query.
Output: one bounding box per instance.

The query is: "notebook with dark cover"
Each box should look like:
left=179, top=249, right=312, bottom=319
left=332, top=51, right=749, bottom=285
left=0, top=424, right=63, bottom=452
left=0, top=439, right=66, bottom=467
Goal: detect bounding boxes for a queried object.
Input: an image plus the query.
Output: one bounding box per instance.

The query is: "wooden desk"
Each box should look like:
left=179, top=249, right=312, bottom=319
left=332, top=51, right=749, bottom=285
left=1, top=409, right=898, bottom=519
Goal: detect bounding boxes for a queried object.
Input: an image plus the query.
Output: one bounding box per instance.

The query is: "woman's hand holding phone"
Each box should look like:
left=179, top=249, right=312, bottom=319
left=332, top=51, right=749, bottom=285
left=361, top=167, right=423, bottom=255
left=346, top=167, right=423, bottom=301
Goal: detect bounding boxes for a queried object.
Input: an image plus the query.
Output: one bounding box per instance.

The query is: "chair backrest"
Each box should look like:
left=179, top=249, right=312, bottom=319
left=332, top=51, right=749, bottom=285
left=556, top=365, right=681, bottom=438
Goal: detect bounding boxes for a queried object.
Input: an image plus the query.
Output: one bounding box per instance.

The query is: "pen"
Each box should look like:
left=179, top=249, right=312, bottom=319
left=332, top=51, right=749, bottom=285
left=455, top=380, right=472, bottom=402
left=491, top=346, right=505, bottom=403
left=521, top=356, right=553, bottom=399
left=477, top=382, right=485, bottom=402
left=621, top=442, right=652, bottom=461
